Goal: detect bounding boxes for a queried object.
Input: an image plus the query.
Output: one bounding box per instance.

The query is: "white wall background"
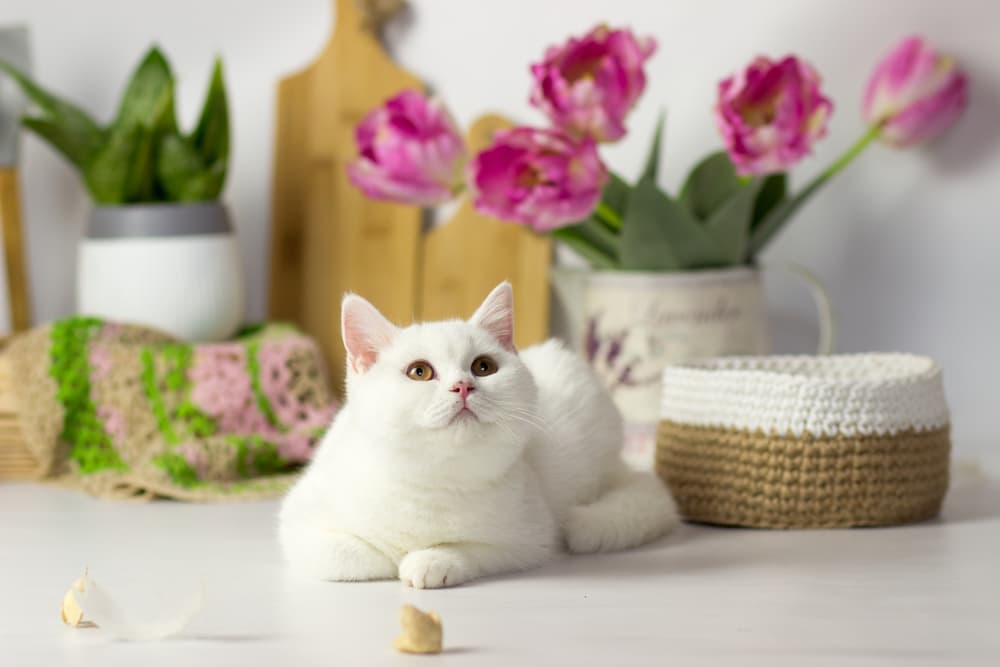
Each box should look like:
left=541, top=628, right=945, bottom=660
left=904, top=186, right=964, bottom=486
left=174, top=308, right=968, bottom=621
left=4, top=0, right=999, bottom=450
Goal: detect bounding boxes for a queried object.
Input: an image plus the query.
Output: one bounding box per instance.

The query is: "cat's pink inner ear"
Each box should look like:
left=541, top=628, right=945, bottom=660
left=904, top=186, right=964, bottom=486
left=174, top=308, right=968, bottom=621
left=470, top=281, right=515, bottom=351
left=341, top=294, right=398, bottom=374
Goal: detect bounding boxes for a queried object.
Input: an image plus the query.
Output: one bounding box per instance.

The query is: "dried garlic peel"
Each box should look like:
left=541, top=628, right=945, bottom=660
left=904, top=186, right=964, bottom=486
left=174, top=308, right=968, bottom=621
left=60, top=575, right=96, bottom=628
left=59, top=570, right=203, bottom=641
left=393, top=604, right=443, bottom=654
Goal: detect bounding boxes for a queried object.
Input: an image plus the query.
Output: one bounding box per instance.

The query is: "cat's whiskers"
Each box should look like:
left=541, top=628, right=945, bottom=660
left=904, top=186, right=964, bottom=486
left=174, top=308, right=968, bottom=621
left=423, top=399, right=466, bottom=428
left=491, top=418, right=520, bottom=443
left=500, top=411, right=561, bottom=442
left=476, top=396, right=565, bottom=447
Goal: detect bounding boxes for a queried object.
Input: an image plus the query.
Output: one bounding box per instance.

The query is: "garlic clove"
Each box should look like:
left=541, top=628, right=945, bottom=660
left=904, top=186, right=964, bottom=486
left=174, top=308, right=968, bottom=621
left=393, top=604, right=443, bottom=654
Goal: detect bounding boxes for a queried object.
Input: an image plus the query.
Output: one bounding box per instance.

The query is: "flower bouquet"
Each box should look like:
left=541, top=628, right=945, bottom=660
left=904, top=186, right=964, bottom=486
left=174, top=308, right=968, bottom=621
left=347, top=29, right=967, bottom=272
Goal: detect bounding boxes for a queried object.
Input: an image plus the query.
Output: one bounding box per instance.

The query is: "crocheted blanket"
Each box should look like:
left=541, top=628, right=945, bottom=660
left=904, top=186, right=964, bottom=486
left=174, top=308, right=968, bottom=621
left=6, top=318, right=338, bottom=501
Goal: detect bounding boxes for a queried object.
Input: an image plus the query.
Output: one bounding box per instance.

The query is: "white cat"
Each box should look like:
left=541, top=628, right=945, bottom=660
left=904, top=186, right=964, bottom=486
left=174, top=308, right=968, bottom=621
left=278, top=282, right=678, bottom=588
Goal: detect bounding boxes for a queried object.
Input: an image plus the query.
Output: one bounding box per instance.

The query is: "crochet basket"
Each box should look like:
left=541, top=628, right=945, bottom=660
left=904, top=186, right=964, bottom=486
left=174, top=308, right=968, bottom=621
left=656, top=354, right=951, bottom=529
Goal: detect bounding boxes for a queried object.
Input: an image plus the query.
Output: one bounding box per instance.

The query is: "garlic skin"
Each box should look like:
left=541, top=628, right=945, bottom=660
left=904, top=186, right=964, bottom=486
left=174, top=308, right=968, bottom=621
left=60, top=574, right=96, bottom=628
left=59, top=570, right=203, bottom=640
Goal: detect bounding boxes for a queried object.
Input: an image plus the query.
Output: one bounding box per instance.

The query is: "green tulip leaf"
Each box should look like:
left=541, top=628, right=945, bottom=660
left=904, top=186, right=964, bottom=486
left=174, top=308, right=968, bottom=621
left=582, top=214, right=621, bottom=260
left=751, top=172, right=787, bottom=231
left=679, top=151, right=741, bottom=221
left=592, top=172, right=629, bottom=231
left=621, top=177, right=728, bottom=271
left=601, top=171, right=630, bottom=218
left=704, top=178, right=763, bottom=265
left=551, top=225, right=619, bottom=270
left=640, top=111, right=666, bottom=182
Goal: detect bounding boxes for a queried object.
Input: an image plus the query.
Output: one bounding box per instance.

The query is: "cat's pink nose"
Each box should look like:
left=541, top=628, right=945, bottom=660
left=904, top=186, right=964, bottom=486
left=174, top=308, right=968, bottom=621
left=450, top=380, right=474, bottom=401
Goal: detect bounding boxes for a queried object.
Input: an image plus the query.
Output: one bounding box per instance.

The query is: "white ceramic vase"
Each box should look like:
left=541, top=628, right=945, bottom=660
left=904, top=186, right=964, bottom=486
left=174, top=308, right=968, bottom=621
left=77, top=202, right=245, bottom=342
left=551, top=265, right=834, bottom=466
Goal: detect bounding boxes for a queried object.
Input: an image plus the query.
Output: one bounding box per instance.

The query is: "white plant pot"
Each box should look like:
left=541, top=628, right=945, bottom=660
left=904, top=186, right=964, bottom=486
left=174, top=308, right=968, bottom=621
left=77, top=202, right=245, bottom=342
left=551, top=265, right=834, bottom=467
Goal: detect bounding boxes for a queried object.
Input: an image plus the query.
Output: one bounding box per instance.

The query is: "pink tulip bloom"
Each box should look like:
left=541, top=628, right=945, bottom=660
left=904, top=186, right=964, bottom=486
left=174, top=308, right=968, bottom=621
left=347, top=90, right=467, bottom=206
left=863, top=36, right=968, bottom=147
left=716, top=55, right=833, bottom=176
left=530, top=25, right=656, bottom=142
left=469, top=127, right=607, bottom=231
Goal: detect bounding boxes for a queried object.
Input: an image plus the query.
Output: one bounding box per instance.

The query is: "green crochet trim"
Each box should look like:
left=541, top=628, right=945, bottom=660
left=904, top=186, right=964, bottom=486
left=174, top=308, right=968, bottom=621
left=50, top=318, right=127, bottom=474
left=246, top=340, right=284, bottom=431
left=141, top=344, right=218, bottom=487
left=228, top=435, right=291, bottom=478
left=152, top=452, right=200, bottom=488
left=141, top=347, right=177, bottom=443
left=141, top=345, right=217, bottom=446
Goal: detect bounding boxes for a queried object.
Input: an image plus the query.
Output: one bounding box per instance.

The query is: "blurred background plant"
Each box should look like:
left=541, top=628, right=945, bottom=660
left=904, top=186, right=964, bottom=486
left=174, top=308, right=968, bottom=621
left=0, top=46, right=229, bottom=205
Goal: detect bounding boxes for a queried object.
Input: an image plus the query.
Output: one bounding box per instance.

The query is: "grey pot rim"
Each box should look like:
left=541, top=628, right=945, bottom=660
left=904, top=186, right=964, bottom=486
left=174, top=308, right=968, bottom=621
left=85, top=201, right=232, bottom=239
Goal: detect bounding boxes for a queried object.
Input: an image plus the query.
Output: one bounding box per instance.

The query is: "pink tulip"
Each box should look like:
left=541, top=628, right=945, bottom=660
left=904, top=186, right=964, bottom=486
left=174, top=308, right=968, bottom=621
left=863, top=36, right=968, bottom=147
left=347, top=90, right=466, bottom=206
left=715, top=55, right=833, bottom=176
left=469, top=127, right=607, bottom=231
left=530, top=25, right=656, bottom=142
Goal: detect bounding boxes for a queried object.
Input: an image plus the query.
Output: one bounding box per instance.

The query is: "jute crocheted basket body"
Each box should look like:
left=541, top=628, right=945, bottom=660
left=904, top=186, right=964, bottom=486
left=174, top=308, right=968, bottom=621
left=656, top=354, right=951, bottom=529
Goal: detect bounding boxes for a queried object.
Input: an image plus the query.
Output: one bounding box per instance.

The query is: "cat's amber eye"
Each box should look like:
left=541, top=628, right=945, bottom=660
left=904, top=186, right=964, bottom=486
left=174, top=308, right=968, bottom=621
left=405, top=361, right=435, bottom=381
left=471, top=355, right=498, bottom=377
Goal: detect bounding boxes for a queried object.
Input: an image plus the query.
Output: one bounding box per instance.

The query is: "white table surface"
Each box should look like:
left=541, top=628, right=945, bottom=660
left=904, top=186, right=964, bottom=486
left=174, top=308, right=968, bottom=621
left=2, top=458, right=998, bottom=667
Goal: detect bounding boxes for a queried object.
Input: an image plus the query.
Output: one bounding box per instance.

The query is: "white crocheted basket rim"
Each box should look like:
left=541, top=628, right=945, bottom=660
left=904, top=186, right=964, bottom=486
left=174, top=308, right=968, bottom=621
left=660, top=353, right=949, bottom=438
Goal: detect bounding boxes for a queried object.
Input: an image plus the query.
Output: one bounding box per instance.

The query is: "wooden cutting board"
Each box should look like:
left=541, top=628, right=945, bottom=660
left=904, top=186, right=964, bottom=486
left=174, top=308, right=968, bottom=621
left=269, top=0, right=550, bottom=395
left=268, top=0, right=423, bottom=393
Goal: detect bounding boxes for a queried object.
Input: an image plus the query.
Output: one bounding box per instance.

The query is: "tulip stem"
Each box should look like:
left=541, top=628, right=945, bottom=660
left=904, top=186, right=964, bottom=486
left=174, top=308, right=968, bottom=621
left=745, top=123, right=882, bottom=258
left=595, top=202, right=623, bottom=230
left=818, top=123, right=883, bottom=183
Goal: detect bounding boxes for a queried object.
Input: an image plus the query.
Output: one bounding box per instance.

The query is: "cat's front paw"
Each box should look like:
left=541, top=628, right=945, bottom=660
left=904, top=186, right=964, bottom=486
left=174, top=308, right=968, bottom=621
left=399, top=548, right=473, bottom=589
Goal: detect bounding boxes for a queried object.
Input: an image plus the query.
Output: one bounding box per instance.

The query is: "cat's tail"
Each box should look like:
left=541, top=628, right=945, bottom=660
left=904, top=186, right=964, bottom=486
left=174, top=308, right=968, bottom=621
left=563, top=465, right=680, bottom=554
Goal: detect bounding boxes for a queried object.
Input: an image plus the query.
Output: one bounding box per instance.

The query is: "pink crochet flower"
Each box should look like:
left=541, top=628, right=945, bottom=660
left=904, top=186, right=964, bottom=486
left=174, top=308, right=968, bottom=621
left=277, top=433, right=314, bottom=463
left=97, top=322, right=124, bottom=340
left=88, top=344, right=113, bottom=381
left=97, top=404, right=126, bottom=440
left=189, top=344, right=257, bottom=430
left=187, top=340, right=329, bottom=464
left=258, top=340, right=336, bottom=431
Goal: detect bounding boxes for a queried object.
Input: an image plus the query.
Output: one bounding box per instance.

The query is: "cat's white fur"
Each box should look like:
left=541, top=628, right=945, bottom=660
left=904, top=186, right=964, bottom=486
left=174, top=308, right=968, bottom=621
left=278, top=282, right=678, bottom=588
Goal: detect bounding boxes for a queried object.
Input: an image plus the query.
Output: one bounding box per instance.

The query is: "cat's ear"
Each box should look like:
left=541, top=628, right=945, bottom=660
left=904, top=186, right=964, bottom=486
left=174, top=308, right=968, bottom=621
left=341, top=294, right=398, bottom=374
left=470, top=281, right=515, bottom=351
